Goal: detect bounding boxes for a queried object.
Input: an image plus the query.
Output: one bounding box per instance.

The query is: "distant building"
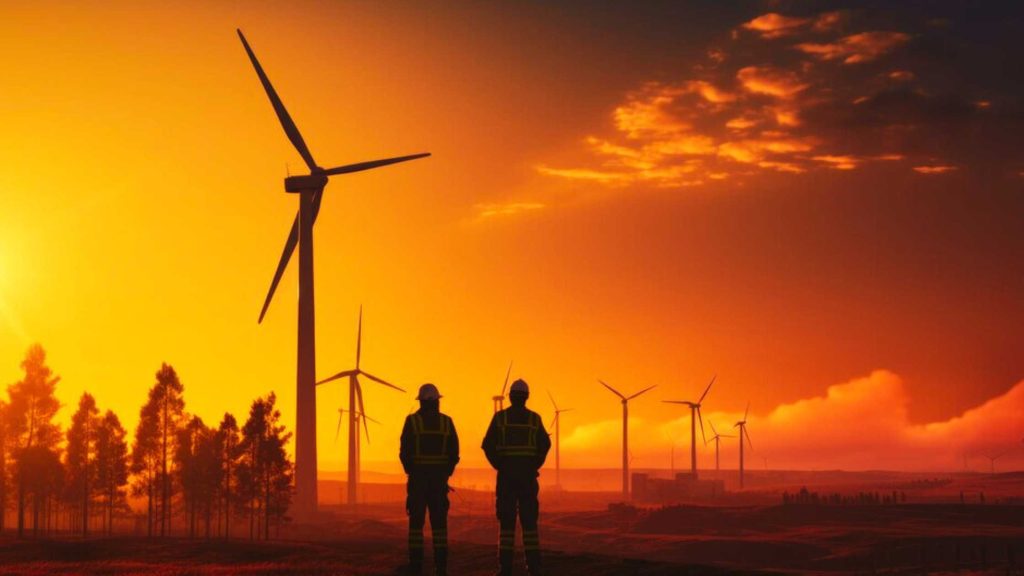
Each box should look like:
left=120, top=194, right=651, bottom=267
left=631, top=473, right=725, bottom=503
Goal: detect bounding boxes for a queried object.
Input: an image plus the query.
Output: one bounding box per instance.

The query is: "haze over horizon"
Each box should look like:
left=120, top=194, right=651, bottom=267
left=1, top=1, right=1021, bottom=474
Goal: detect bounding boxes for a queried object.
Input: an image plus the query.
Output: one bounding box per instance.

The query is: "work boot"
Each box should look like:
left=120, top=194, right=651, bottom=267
left=434, top=546, right=448, bottom=576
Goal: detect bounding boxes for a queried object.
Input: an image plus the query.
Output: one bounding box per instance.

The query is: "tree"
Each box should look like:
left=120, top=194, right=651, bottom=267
left=65, top=392, right=100, bottom=535
left=5, top=344, right=62, bottom=537
left=134, top=363, right=185, bottom=536
left=130, top=399, right=160, bottom=536
left=237, top=393, right=293, bottom=540
left=95, top=409, right=129, bottom=536
left=175, top=415, right=220, bottom=538
left=216, top=413, right=241, bottom=539
left=0, top=399, right=8, bottom=532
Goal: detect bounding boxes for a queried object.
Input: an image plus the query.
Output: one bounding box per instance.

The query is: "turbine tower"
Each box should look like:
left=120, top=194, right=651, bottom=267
left=237, top=30, right=429, bottom=521
left=599, top=380, right=656, bottom=500
left=547, top=390, right=572, bottom=490
left=734, top=402, right=753, bottom=488
left=663, top=375, right=715, bottom=480
left=317, top=308, right=404, bottom=506
left=493, top=361, right=513, bottom=413
left=334, top=406, right=380, bottom=503
left=708, top=421, right=735, bottom=472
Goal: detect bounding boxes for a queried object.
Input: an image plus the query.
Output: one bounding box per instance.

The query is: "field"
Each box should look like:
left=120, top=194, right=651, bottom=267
left=0, top=471, right=1021, bottom=575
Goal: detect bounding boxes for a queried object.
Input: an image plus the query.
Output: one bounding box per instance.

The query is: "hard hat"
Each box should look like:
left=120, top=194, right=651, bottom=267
left=509, top=379, right=529, bottom=395
left=417, top=383, right=441, bottom=401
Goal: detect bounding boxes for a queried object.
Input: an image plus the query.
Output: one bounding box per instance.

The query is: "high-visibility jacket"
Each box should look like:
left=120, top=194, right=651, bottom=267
left=482, top=407, right=551, bottom=471
left=400, top=410, right=460, bottom=474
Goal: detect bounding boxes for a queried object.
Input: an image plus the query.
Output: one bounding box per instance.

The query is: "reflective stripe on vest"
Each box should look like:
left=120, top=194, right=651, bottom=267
left=496, top=410, right=539, bottom=458
left=411, top=413, right=451, bottom=465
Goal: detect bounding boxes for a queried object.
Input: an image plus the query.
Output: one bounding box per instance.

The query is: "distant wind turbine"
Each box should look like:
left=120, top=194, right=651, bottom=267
left=317, top=308, right=404, bottom=505
left=548, top=390, right=572, bottom=489
left=708, top=421, right=735, bottom=472
left=493, top=361, right=513, bottom=413
left=599, top=380, right=656, bottom=500
left=734, top=402, right=753, bottom=489
left=334, top=407, right=380, bottom=503
left=984, top=450, right=1008, bottom=476
left=663, top=375, right=715, bottom=480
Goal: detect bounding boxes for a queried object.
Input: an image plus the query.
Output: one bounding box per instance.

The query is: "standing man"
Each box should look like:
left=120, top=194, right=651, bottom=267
left=482, top=379, right=552, bottom=576
left=401, top=383, right=460, bottom=576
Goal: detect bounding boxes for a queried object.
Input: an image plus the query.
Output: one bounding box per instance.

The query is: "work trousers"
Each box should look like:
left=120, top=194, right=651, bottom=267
left=496, top=470, right=541, bottom=575
left=407, top=471, right=449, bottom=573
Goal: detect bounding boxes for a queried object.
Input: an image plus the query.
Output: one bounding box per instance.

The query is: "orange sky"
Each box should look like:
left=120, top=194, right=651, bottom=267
left=1, top=1, right=1022, bottom=473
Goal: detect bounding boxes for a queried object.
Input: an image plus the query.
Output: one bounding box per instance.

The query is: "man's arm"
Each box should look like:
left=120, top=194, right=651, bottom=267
left=447, top=418, right=460, bottom=477
left=399, top=416, right=413, bottom=475
left=535, top=413, right=552, bottom=470
left=481, top=413, right=502, bottom=471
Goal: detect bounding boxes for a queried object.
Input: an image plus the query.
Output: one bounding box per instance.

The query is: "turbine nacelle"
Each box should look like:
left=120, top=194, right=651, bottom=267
left=285, top=173, right=330, bottom=192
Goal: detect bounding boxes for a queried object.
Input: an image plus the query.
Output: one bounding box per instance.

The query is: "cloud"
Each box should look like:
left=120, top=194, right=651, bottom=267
left=561, top=371, right=1024, bottom=471
left=741, top=13, right=811, bottom=39
left=737, top=66, right=809, bottom=99
left=796, top=31, right=911, bottom=64
left=475, top=201, right=547, bottom=218
left=912, top=165, right=957, bottom=174
left=538, top=9, right=1003, bottom=191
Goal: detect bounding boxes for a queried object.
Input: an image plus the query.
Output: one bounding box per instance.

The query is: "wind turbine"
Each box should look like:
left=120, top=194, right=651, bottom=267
left=317, top=308, right=405, bottom=506
left=734, top=402, right=753, bottom=488
left=237, top=30, right=429, bottom=520
left=663, top=375, right=715, bottom=480
left=708, top=421, right=735, bottom=472
left=599, top=380, right=656, bottom=500
left=983, top=450, right=1008, bottom=476
left=334, top=407, right=380, bottom=503
left=547, top=390, right=572, bottom=490
left=493, top=361, right=513, bottom=413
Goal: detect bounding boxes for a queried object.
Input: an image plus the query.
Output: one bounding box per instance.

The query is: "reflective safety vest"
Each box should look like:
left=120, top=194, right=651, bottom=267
left=410, top=412, right=453, bottom=466
left=495, top=410, right=541, bottom=458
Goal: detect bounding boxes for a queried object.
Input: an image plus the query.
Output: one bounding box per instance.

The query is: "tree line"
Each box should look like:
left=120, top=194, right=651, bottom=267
left=0, top=344, right=293, bottom=539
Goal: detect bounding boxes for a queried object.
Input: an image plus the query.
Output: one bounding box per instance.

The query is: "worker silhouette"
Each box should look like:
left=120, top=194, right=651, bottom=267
left=400, top=383, right=460, bottom=576
left=482, top=379, right=552, bottom=576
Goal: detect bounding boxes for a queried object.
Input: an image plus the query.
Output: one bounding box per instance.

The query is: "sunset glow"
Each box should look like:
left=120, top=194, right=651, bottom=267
left=1, top=1, right=1021, bottom=481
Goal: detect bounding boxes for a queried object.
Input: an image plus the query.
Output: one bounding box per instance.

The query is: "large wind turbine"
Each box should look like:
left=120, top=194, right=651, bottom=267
left=708, top=421, right=735, bottom=472
left=334, top=406, right=379, bottom=503
left=547, top=390, right=572, bottom=490
left=663, top=375, right=715, bottom=480
left=599, top=380, right=656, bottom=500
left=317, top=308, right=404, bottom=506
left=734, top=403, right=753, bottom=488
left=493, top=361, right=513, bottom=413
left=237, top=30, right=429, bottom=520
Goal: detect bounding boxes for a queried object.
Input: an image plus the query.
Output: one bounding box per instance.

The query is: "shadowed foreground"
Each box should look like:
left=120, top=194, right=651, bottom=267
left=0, top=536, right=757, bottom=576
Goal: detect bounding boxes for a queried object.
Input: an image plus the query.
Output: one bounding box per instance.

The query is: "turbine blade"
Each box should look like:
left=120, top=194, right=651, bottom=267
left=547, top=389, right=558, bottom=411
left=356, top=306, right=363, bottom=370
left=236, top=30, right=317, bottom=171
left=257, top=216, right=298, bottom=324
left=334, top=409, right=344, bottom=444
left=662, top=400, right=690, bottom=405
left=628, top=384, right=657, bottom=400
left=697, top=407, right=706, bottom=446
left=709, top=421, right=718, bottom=437
left=356, top=380, right=370, bottom=444
left=362, top=413, right=381, bottom=426
left=316, top=369, right=357, bottom=386
left=698, top=374, right=716, bottom=404
left=502, top=361, right=513, bottom=395
left=744, top=426, right=753, bottom=450
left=744, top=401, right=750, bottom=422
left=549, top=415, right=557, bottom=430
left=361, top=371, right=405, bottom=393
left=599, top=380, right=625, bottom=400
left=320, top=153, right=431, bottom=176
